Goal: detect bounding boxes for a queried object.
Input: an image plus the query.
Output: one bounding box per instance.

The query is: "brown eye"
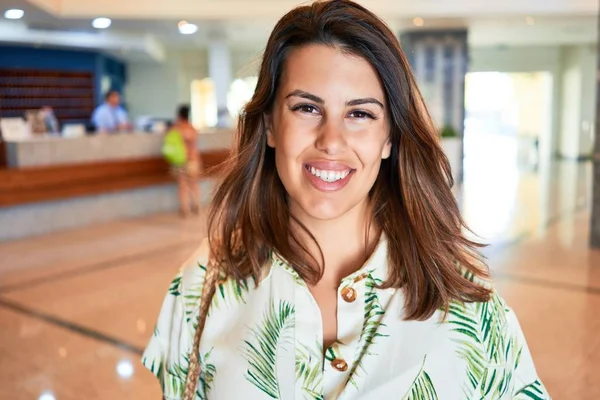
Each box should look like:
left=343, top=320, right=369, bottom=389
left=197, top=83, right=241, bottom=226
left=348, top=110, right=375, bottom=119
left=292, top=104, right=319, bottom=114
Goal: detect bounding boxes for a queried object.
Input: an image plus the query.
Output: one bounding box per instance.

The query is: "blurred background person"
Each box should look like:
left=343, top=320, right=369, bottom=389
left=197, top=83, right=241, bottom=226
left=164, top=104, right=202, bottom=218
left=91, top=90, right=131, bottom=134
left=40, top=106, right=59, bottom=135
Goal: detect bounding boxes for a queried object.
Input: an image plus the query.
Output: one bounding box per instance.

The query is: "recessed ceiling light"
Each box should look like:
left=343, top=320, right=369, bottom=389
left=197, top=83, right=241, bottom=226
left=92, top=17, right=111, bottom=29
left=413, top=17, right=424, bottom=27
left=525, top=16, right=535, bottom=26
left=4, top=9, right=24, bottom=20
left=178, top=21, right=198, bottom=35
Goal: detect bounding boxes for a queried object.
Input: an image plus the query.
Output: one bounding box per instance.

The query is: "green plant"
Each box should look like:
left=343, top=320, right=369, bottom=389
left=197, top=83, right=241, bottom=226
left=440, top=125, right=459, bottom=138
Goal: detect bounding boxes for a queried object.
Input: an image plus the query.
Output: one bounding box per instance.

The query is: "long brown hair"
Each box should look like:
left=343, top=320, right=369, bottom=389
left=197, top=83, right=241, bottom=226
left=208, top=0, right=491, bottom=320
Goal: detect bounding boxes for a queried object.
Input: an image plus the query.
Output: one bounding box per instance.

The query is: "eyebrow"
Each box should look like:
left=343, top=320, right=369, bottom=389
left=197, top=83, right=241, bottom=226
left=285, top=90, right=384, bottom=109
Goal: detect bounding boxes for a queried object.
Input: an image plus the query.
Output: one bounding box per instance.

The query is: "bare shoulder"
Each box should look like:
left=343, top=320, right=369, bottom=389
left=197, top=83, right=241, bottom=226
left=183, top=123, right=198, bottom=139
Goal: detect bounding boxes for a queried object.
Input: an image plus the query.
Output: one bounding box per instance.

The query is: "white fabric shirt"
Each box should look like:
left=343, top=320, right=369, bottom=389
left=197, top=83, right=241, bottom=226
left=142, top=237, right=549, bottom=399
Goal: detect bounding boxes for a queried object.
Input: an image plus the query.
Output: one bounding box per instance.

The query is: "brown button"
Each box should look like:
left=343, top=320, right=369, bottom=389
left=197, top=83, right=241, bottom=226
left=331, top=358, right=348, bottom=372
left=341, top=286, right=357, bottom=303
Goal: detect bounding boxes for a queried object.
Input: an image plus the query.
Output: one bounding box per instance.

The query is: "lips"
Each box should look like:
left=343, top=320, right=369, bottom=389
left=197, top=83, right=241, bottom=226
left=304, top=160, right=352, bottom=171
left=303, top=161, right=355, bottom=191
left=305, top=165, right=351, bottom=182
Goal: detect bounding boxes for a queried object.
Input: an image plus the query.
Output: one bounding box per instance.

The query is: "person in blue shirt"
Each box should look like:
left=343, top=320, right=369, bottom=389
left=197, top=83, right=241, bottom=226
left=91, top=90, right=131, bottom=134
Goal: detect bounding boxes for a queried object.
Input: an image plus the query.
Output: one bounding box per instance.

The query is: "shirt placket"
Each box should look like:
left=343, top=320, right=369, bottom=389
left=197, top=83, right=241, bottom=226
left=292, top=269, right=325, bottom=400
left=322, top=272, right=369, bottom=398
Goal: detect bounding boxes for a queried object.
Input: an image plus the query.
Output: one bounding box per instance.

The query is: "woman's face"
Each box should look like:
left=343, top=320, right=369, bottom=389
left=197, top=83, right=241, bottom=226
left=267, top=44, right=391, bottom=223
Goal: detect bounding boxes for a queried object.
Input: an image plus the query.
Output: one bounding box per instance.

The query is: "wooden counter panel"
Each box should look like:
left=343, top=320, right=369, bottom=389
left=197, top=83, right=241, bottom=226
left=0, top=149, right=230, bottom=207
left=0, top=141, right=6, bottom=168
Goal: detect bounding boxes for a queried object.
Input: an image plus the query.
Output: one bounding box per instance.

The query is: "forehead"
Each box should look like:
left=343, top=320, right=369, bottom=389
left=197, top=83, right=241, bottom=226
left=279, top=44, right=385, bottom=101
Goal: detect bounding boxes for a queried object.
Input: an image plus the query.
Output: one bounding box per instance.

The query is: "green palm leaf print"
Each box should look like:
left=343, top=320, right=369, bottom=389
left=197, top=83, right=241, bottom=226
left=213, top=273, right=251, bottom=308
left=243, top=299, right=295, bottom=399
left=142, top=355, right=163, bottom=379
left=168, top=275, right=183, bottom=296
left=196, top=349, right=217, bottom=400
left=514, top=380, right=548, bottom=400
left=361, top=275, right=388, bottom=347
left=447, top=294, right=520, bottom=399
left=295, top=341, right=324, bottom=400
left=183, top=263, right=208, bottom=323
left=161, top=351, right=216, bottom=400
left=346, top=273, right=388, bottom=387
left=165, top=360, right=187, bottom=396
left=183, top=263, right=251, bottom=324
left=273, top=257, right=305, bottom=286
left=403, top=356, right=438, bottom=400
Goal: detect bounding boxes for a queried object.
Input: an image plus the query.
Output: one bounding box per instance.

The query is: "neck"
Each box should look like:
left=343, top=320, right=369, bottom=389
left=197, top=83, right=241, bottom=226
left=291, top=200, right=378, bottom=286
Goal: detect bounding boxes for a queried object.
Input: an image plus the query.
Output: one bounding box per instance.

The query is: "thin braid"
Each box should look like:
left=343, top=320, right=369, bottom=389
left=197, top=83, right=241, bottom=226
left=182, top=263, right=220, bottom=400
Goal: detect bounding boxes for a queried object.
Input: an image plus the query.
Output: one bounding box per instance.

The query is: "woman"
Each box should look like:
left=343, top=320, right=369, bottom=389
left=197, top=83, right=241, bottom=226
left=171, top=105, right=202, bottom=217
left=143, top=1, right=549, bottom=399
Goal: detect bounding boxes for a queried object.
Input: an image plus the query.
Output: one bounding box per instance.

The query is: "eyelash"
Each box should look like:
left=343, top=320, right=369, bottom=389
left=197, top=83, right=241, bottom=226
left=291, top=104, right=377, bottom=120
left=292, top=104, right=319, bottom=114
left=349, top=110, right=377, bottom=120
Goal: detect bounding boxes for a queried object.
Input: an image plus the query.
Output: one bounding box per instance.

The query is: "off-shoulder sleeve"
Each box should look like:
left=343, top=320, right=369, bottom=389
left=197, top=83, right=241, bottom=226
left=142, top=239, right=211, bottom=400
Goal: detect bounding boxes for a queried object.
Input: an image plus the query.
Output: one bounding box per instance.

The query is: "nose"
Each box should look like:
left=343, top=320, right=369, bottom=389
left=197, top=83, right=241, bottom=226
left=315, top=118, right=347, bottom=155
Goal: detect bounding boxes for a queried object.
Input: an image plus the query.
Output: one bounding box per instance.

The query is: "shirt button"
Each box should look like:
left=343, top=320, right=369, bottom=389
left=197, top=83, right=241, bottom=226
left=331, top=358, right=348, bottom=372
left=341, top=286, right=357, bottom=303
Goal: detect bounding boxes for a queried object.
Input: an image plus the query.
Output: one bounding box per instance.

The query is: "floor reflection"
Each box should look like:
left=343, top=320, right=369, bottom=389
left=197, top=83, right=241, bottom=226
left=460, top=131, right=592, bottom=252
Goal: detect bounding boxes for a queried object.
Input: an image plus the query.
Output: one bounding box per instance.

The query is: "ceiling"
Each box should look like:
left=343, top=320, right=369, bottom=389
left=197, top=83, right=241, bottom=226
left=0, top=0, right=597, bottom=62
left=24, top=0, right=600, bottom=20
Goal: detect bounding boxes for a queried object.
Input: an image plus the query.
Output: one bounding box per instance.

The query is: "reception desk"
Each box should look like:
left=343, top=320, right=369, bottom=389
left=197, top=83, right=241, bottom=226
left=0, top=130, right=234, bottom=241
left=4, top=130, right=233, bottom=168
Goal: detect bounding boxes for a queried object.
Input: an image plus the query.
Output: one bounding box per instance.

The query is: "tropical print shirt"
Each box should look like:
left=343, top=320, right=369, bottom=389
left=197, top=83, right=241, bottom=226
left=142, top=237, right=550, bottom=399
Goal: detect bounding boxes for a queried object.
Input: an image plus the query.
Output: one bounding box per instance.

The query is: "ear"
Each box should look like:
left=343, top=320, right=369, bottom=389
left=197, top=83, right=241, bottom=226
left=381, top=138, right=392, bottom=160
left=265, top=114, right=276, bottom=148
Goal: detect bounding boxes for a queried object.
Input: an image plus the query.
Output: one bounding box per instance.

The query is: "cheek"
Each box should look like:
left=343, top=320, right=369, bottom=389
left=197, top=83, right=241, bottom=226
left=273, top=136, right=308, bottom=197
left=274, top=123, right=314, bottom=162
left=272, top=130, right=307, bottom=185
left=351, top=134, right=390, bottom=167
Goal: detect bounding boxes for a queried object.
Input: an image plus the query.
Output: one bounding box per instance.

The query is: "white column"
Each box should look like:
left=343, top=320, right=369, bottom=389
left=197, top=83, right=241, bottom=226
left=558, top=45, right=597, bottom=159
left=208, top=37, right=233, bottom=128
left=579, top=45, right=597, bottom=156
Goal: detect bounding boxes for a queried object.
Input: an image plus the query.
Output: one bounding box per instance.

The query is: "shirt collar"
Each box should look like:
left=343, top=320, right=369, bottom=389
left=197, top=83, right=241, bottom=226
left=339, top=234, right=389, bottom=286
left=271, top=234, right=390, bottom=286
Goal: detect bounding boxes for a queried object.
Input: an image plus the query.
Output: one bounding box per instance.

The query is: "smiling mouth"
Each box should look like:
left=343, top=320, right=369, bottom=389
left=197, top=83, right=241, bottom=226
left=304, top=165, right=355, bottom=183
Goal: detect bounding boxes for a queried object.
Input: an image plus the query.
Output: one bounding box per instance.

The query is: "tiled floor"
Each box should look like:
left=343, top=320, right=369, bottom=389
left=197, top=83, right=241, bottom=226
left=0, top=159, right=598, bottom=399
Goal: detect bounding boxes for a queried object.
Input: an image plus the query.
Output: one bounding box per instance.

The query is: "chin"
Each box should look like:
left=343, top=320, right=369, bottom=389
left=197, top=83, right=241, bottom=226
left=297, top=197, right=359, bottom=222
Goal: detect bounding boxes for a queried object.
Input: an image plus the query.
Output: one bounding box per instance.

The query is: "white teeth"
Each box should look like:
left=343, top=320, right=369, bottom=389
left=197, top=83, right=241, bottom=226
left=307, top=167, right=351, bottom=182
